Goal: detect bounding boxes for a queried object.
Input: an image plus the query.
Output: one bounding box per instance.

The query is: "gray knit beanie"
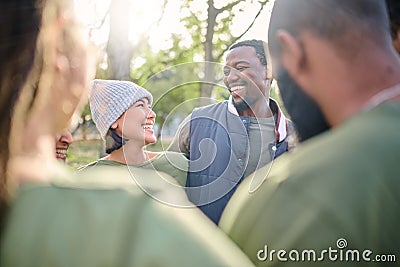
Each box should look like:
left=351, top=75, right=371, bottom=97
left=89, top=79, right=153, bottom=139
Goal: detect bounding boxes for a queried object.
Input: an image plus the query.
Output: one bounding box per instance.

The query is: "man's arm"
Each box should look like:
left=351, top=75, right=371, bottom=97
left=167, top=114, right=191, bottom=158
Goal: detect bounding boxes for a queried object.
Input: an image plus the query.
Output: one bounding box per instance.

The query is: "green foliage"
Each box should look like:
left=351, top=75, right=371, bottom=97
left=270, top=84, right=289, bottom=118
left=180, top=0, right=269, bottom=62
left=127, top=0, right=270, bottom=130
left=130, top=35, right=202, bottom=132
left=87, top=0, right=271, bottom=130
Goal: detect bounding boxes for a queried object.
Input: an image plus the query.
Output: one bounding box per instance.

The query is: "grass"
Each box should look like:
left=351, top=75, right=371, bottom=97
left=66, top=139, right=103, bottom=169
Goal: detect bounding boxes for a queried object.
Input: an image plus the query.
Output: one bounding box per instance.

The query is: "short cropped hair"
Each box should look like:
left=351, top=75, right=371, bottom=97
left=268, top=0, right=390, bottom=56
left=229, top=39, right=267, bottom=66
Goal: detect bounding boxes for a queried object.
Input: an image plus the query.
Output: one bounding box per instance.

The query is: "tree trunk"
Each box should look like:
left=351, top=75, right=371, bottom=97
left=107, top=0, right=132, bottom=80
left=200, top=0, right=218, bottom=106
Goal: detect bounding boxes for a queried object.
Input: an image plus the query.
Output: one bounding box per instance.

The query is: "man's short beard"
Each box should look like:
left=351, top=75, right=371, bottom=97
left=232, top=98, right=251, bottom=112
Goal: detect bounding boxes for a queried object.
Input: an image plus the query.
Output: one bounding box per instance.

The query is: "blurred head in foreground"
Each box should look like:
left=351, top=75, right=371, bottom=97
left=0, top=0, right=93, bottom=223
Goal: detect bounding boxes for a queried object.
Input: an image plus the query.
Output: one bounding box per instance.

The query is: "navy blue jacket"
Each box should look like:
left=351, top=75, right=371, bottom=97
left=186, top=99, right=290, bottom=224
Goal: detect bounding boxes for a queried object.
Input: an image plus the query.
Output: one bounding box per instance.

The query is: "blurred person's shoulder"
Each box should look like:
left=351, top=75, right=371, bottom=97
left=10, top=166, right=189, bottom=206
left=3, top=167, right=255, bottom=267
left=61, top=166, right=190, bottom=204
left=254, top=102, right=400, bottom=195
left=220, top=103, right=400, bottom=262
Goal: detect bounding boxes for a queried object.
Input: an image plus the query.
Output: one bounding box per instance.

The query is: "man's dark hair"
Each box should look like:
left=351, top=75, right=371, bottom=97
left=386, top=0, right=400, bottom=38
left=268, top=0, right=390, bottom=57
left=229, top=39, right=267, bottom=66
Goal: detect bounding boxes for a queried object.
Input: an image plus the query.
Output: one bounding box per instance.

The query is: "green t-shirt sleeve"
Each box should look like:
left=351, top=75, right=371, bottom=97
left=220, top=106, right=400, bottom=267
left=149, top=151, right=188, bottom=186
left=129, top=197, right=254, bottom=267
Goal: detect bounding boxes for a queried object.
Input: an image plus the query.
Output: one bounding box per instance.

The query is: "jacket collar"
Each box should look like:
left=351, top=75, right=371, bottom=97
left=227, top=96, right=288, bottom=143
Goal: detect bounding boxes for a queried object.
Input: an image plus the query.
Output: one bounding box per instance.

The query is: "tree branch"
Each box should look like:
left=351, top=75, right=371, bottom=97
left=215, top=0, right=269, bottom=62
left=90, top=3, right=111, bottom=30
left=216, top=0, right=242, bottom=13
left=156, top=0, right=168, bottom=26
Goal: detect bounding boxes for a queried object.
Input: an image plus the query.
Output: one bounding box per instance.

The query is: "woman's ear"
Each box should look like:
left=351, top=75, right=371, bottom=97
left=276, top=30, right=303, bottom=80
left=111, top=116, right=124, bottom=136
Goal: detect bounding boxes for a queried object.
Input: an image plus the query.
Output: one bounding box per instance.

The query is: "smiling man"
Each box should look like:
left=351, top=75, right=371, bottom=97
left=170, top=39, right=292, bottom=224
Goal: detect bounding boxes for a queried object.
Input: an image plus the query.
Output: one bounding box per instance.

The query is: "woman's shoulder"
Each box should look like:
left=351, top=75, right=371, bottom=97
left=16, top=169, right=186, bottom=206
left=77, top=157, right=124, bottom=171
left=141, top=151, right=188, bottom=186
left=150, top=151, right=189, bottom=162
left=149, top=151, right=188, bottom=168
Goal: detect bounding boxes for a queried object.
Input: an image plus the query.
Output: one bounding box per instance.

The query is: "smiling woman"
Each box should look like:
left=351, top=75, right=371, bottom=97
left=79, top=79, right=188, bottom=186
left=115, top=97, right=157, bottom=147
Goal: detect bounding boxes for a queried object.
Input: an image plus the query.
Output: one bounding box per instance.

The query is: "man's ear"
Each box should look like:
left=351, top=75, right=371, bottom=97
left=263, top=41, right=273, bottom=80
left=276, top=30, right=303, bottom=78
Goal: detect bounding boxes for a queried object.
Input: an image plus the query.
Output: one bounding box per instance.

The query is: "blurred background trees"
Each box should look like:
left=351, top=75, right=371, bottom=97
left=69, top=0, right=284, bottom=167
left=83, top=0, right=275, bottom=126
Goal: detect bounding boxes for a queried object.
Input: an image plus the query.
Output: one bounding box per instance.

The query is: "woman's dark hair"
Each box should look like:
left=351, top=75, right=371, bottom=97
left=0, top=0, right=44, bottom=231
left=386, top=0, right=400, bottom=38
left=105, top=129, right=127, bottom=154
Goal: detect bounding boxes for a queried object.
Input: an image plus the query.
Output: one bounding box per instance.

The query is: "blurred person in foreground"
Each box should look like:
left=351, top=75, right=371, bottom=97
left=219, top=0, right=400, bottom=266
left=0, top=0, right=254, bottom=266
left=274, top=0, right=400, bottom=144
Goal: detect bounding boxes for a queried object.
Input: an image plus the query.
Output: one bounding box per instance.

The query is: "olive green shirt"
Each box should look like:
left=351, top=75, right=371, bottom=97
left=220, top=102, right=400, bottom=266
left=244, top=117, right=275, bottom=178
left=1, top=167, right=254, bottom=267
left=79, top=151, right=188, bottom=186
